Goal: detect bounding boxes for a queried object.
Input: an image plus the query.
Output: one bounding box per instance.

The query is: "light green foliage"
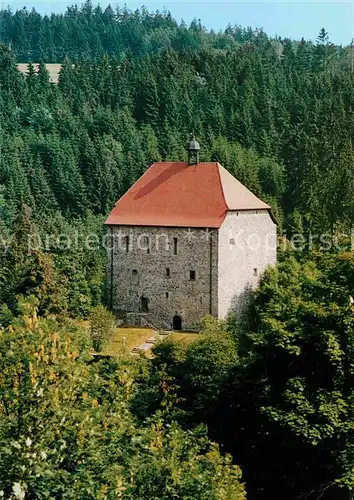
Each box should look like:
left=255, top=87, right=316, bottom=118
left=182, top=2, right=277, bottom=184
left=89, top=305, right=115, bottom=352
left=200, top=314, right=229, bottom=336
left=0, top=302, right=245, bottom=499
left=134, top=315, right=238, bottom=423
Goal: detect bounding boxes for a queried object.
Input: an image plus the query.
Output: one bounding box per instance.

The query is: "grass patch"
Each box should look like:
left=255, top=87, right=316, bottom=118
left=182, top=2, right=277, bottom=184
left=94, top=327, right=204, bottom=356
left=103, top=327, right=156, bottom=355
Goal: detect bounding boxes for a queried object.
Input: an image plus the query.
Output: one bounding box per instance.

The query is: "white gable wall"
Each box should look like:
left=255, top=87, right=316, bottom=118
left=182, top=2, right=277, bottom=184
left=218, top=210, right=277, bottom=319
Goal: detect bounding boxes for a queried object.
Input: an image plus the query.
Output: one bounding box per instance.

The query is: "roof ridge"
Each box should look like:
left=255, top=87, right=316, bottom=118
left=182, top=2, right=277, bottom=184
left=218, top=164, right=271, bottom=211
left=215, top=162, right=228, bottom=210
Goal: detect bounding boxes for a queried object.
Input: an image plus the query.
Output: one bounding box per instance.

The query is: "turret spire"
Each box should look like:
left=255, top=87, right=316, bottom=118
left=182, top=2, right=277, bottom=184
left=187, top=136, right=200, bottom=165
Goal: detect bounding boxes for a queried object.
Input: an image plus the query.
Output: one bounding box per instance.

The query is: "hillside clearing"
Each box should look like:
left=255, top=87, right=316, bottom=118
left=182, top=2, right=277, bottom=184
left=102, top=327, right=203, bottom=355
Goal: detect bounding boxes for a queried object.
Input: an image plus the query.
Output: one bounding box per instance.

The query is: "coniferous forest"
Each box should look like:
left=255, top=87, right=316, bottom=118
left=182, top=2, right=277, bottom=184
left=0, top=3, right=354, bottom=499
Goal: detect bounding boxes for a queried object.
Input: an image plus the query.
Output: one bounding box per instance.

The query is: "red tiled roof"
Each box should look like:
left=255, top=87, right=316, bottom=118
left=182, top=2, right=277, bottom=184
left=105, top=162, right=270, bottom=228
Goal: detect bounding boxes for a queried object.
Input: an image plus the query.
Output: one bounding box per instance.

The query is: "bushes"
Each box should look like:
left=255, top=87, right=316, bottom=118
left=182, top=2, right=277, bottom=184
left=89, top=305, right=115, bottom=352
left=0, top=303, right=246, bottom=499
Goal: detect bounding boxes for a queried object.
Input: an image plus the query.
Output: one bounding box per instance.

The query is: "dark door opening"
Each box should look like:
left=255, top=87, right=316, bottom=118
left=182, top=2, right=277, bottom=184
left=173, top=315, right=182, bottom=331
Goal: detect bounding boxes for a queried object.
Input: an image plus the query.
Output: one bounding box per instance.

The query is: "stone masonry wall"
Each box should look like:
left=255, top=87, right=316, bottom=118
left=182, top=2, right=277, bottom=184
left=107, top=225, right=219, bottom=331
left=218, top=210, right=277, bottom=319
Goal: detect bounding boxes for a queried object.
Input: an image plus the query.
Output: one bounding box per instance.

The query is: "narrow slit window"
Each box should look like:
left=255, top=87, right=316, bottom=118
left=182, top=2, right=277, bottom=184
left=124, top=235, right=130, bottom=253
left=166, top=268, right=170, bottom=278
left=165, top=292, right=169, bottom=299
left=173, top=237, right=178, bottom=255
left=189, top=270, right=196, bottom=281
left=253, top=268, right=258, bottom=277
left=144, top=236, right=150, bottom=254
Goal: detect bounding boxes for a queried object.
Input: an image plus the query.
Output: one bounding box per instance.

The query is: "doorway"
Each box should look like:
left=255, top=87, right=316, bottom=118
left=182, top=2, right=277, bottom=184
left=173, top=315, right=182, bottom=330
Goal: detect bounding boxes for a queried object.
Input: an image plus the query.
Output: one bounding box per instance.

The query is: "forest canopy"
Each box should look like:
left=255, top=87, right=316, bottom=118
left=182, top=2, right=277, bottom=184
left=0, top=3, right=353, bottom=236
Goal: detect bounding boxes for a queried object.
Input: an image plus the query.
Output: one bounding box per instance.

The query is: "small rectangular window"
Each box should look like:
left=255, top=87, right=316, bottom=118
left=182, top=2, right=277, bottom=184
left=253, top=268, right=258, bottom=277
left=141, top=296, right=149, bottom=312
left=124, top=235, right=129, bottom=253
left=142, top=235, right=150, bottom=254
left=131, top=269, right=139, bottom=285
left=189, top=270, right=196, bottom=281
left=165, top=292, right=169, bottom=299
left=173, top=237, right=178, bottom=255
left=165, top=268, right=170, bottom=278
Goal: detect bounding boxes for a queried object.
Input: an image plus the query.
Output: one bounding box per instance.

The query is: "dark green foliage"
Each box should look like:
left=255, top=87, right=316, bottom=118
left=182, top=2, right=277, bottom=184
left=137, top=252, right=354, bottom=499
left=223, top=251, right=354, bottom=499
left=0, top=205, right=106, bottom=319
left=0, top=7, right=353, bottom=235
left=133, top=316, right=238, bottom=424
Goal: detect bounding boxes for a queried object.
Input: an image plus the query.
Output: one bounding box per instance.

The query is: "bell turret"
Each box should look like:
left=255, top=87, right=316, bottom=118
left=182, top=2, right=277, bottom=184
left=187, top=136, right=200, bottom=165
